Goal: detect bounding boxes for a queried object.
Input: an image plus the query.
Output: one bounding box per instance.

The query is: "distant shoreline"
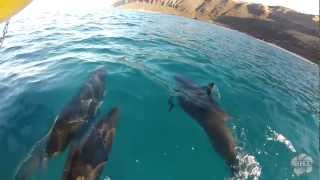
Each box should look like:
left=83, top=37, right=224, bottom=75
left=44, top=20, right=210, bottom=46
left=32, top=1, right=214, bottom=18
left=117, top=2, right=320, bottom=64
left=125, top=8, right=315, bottom=65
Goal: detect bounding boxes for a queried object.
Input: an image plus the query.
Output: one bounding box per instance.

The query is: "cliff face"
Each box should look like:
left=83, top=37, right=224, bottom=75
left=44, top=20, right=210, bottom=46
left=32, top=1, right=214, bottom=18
left=114, top=0, right=320, bottom=63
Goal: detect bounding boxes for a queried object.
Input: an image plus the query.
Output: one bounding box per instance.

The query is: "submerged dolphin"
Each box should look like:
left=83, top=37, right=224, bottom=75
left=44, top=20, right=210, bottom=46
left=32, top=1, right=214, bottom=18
left=46, top=67, right=107, bottom=158
left=15, top=67, right=107, bottom=180
left=62, top=107, right=120, bottom=180
left=171, top=75, right=238, bottom=173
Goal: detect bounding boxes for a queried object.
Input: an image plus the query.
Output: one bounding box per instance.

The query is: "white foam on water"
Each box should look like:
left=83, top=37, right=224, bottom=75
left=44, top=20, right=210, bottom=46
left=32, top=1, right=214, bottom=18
left=231, top=148, right=262, bottom=180
left=266, top=127, right=296, bottom=153
left=104, top=176, right=111, bottom=180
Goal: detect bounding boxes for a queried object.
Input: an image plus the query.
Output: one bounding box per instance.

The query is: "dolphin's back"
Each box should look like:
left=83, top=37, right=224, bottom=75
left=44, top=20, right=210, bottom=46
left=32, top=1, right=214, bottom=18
left=62, top=107, right=120, bottom=180
left=203, top=119, right=237, bottom=167
left=46, top=67, right=107, bottom=157
left=14, top=68, right=107, bottom=180
left=174, top=75, right=238, bottom=173
left=175, top=75, right=200, bottom=91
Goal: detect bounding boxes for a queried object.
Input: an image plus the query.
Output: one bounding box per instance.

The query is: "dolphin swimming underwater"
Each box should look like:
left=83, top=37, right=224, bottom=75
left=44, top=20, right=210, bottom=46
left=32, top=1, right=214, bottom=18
left=45, top=67, right=107, bottom=158
left=170, top=75, right=238, bottom=174
left=15, top=67, right=107, bottom=180
left=62, top=107, right=120, bottom=180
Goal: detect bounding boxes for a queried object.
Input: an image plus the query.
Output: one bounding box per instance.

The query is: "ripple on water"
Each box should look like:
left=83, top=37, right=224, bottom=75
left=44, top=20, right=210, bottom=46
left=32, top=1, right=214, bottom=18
left=0, top=9, right=318, bottom=180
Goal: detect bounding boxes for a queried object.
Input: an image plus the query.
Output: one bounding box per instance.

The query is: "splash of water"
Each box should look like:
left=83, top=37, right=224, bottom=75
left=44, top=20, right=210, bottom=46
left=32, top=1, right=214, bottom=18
left=231, top=149, right=262, bottom=180
left=266, top=127, right=296, bottom=153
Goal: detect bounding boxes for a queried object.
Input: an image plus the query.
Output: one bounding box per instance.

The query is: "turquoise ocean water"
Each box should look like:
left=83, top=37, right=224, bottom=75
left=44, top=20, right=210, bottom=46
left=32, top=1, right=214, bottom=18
left=0, top=8, right=319, bottom=180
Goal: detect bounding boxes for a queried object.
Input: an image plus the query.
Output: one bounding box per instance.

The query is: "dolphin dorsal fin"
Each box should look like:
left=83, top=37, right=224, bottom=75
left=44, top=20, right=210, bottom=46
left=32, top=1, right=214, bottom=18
left=201, top=82, right=215, bottom=96
left=207, top=82, right=214, bottom=96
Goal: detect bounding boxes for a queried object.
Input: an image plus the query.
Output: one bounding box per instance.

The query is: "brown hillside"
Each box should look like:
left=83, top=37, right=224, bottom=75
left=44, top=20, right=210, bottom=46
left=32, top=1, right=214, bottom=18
left=114, top=0, right=320, bottom=63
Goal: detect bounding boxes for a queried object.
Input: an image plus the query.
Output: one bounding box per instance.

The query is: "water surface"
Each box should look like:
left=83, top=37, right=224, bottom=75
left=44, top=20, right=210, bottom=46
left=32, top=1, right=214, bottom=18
left=0, top=8, right=319, bottom=180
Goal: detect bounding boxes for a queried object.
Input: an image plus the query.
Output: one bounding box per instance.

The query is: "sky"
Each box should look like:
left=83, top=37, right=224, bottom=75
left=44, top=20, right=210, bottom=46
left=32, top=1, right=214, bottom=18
left=16, top=0, right=320, bottom=15
left=29, top=0, right=113, bottom=10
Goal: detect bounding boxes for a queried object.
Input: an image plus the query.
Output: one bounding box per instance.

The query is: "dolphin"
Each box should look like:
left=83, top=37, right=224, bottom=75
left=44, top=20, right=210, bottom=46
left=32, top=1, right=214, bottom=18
left=170, top=75, right=238, bottom=174
left=62, top=107, right=120, bottom=180
left=45, top=67, right=107, bottom=158
left=15, top=67, right=107, bottom=180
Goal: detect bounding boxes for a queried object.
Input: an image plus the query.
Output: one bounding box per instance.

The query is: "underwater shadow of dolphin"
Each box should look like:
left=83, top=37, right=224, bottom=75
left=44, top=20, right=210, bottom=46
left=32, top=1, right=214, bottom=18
left=62, top=107, right=120, bottom=180
left=15, top=67, right=107, bottom=180
left=170, top=75, right=239, bottom=174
